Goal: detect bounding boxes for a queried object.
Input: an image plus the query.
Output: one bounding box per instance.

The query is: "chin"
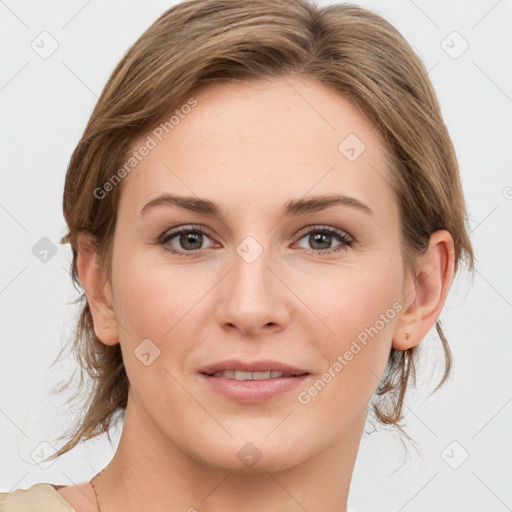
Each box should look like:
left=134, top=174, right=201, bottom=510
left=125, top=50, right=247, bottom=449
left=191, top=434, right=311, bottom=473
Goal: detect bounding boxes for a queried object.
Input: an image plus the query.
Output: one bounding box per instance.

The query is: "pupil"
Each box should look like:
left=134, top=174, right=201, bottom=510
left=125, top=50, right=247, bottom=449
left=310, top=232, right=331, bottom=250
left=181, top=231, right=202, bottom=250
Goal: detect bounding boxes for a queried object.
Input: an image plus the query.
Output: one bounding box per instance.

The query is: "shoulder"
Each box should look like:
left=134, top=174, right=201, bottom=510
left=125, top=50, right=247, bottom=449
left=0, top=483, right=75, bottom=511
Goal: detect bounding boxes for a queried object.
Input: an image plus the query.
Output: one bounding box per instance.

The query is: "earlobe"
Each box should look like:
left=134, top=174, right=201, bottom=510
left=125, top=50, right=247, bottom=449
left=76, top=232, right=119, bottom=346
left=392, top=230, right=455, bottom=351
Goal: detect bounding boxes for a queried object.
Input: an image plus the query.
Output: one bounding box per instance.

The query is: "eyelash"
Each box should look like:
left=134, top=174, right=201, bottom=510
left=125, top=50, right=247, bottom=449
left=158, top=224, right=354, bottom=257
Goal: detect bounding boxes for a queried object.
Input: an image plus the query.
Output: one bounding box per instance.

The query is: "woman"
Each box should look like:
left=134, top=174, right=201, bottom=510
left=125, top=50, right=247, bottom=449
left=0, top=0, right=473, bottom=510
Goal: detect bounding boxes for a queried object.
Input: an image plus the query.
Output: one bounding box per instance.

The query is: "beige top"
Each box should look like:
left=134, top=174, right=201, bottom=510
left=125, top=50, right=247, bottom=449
left=0, top=483, right=75, bottom=511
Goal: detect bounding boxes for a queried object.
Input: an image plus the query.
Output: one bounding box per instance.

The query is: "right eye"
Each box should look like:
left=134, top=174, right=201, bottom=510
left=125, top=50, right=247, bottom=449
left=159, top=225, right=218, bottom=255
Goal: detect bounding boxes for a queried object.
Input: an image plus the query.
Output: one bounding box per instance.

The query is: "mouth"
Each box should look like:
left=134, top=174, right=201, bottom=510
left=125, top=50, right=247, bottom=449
left=198, top=359, right=310, bottom=378
left=201, top=370, right=308, bottom=380
left=198, top=360, right=310, bottom=403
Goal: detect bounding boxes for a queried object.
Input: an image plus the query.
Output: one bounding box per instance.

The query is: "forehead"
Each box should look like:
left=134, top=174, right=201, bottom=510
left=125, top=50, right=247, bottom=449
left=120, top=77, right=397, bottom=224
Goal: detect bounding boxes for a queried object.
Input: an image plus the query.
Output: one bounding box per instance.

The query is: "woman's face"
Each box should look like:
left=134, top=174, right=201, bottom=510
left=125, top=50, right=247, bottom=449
left=105, top=77, right=412, bottom=471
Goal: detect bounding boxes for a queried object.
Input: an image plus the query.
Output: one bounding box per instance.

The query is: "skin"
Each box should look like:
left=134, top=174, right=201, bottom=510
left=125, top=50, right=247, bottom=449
left=59, top=77, right=455, bottom=512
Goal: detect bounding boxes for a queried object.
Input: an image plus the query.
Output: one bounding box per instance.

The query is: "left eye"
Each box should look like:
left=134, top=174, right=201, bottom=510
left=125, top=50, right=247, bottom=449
left=294, top=227, right=353, bottom=253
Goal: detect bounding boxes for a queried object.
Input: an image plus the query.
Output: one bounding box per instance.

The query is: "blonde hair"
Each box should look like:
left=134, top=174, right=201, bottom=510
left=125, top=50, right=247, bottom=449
left=49, top=0, right=474, bottom=460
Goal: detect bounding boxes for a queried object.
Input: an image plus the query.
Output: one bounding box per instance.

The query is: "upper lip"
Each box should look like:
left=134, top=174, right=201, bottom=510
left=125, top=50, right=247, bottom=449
left=199, top=359, right=309, bottom=376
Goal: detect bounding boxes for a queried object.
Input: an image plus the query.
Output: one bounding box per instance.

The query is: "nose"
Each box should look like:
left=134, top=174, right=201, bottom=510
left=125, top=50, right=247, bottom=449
left=215, top=244, right=291, bottom=337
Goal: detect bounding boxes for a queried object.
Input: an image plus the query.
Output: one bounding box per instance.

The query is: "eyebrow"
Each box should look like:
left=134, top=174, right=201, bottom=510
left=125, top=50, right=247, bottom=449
left=140, top=193, right=373, bottom=219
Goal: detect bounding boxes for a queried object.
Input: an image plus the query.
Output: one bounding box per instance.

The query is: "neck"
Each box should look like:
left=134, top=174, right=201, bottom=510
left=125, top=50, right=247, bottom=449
left=95, top=393, right=365, bottom=512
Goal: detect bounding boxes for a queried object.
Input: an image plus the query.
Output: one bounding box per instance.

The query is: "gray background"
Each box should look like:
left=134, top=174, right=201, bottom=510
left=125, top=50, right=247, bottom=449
left=1, top=1, right=511, bottom=510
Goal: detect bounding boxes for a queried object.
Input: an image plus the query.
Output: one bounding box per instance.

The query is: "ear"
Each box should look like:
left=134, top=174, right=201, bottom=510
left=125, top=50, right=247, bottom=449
left=76, top=232, right=119, bottom=346
left=393, top=230, right=455, bottom=350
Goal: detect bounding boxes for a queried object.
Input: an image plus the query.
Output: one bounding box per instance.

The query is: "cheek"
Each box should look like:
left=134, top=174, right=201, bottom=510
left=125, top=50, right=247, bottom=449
left=111, top=255, right=204, bottom=403
left=325, top=273, right=400, bottom=348
left=112, top=250, right=211, bottom=349
left=301, top=255, right=403, bottom=412
left=303, top=251, right=402, bottom=343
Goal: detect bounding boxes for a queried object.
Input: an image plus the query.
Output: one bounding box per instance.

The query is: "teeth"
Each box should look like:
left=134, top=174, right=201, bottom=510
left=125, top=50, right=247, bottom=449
left=252, top=371, right=271, bottom=379
left=213, top=370, right=235, bottom=378
left=211, top=370, right=287, bottom=380
left=235, top=370, right=253, bottom=380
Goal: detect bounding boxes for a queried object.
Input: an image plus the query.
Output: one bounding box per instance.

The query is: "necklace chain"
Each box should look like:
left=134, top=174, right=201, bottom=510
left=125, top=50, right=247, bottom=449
left=89, top=467, right=107, bottom=512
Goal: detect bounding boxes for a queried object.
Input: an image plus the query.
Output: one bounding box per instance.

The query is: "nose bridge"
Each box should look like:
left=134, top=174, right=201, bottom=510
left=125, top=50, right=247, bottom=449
left=215, top=234, right=289, bottom=335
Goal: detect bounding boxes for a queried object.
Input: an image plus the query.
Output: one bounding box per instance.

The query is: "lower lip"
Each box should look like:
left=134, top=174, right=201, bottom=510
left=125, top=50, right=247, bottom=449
left=199, top=373, right=309, bottom=403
